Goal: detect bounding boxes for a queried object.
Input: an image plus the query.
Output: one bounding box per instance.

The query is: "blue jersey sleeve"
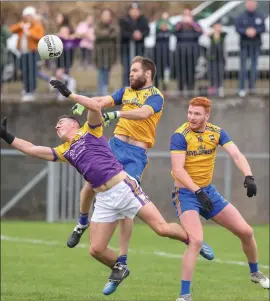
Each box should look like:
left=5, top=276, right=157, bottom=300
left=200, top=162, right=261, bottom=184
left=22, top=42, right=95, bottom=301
left=219, top=129, right=232, bottom=146
left=144, top=95, right=164, bottom=113
left=110, top=87, right=125, bottom=105
left=170, top=133, right=187, bottom=152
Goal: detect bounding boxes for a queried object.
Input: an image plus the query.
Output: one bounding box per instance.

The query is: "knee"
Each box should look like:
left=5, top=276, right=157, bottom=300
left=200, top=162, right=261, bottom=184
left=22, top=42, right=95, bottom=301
left=89, top=244, right=105, bottom=258
left=240, top=225, right=254, bottom=241
left=155, top=223, right=170, bottom=237
left=81, top=183, right=94, bottom=200
left=188, top=236, right=203, bottom=251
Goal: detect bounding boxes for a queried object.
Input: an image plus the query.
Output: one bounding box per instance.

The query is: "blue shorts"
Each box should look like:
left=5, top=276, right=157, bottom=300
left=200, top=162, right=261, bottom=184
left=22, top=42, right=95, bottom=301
left=109, top=137, right=148, bottom=184
left=172, top=184, right=229, bottom=220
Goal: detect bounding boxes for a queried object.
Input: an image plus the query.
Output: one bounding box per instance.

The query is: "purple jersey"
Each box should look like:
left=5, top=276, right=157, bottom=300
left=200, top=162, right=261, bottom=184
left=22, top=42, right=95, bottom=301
left=52, top=122, right=123, bottom=188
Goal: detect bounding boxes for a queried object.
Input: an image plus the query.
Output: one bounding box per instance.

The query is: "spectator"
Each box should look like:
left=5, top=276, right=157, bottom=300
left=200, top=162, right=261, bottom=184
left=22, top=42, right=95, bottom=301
left=154, top=12, right=173, bottom=90
left=55, top=13, right=80, bottom=101
left=9, top=6, right=45, bottom=102
left=76, top=15, right=95, bottom=69
left=93, top=8, right=118, bottom=95
left=173, top=7, right=202, bottom=94
left=207, top=22, right=227, bottom=97
left=235, top=0, right=265, bottom=97
left=0, top=17, right=12, bottom=94
left=119, top=2, right=150, bottom=86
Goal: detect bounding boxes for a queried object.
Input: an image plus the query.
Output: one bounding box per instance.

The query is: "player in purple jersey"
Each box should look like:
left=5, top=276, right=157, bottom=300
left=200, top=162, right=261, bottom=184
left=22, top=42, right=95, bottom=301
left=1, top=81, right=197, bottom=296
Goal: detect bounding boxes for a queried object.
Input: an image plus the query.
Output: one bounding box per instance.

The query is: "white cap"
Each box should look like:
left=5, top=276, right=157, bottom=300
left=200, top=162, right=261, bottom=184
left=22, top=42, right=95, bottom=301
left=22, top=6, right=36, bottom=17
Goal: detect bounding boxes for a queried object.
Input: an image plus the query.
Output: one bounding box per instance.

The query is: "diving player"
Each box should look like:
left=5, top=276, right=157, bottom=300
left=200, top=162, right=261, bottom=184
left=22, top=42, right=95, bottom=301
left=170, top=96, right=269, bottom=301
left=1, top=86, right=199, bottom=297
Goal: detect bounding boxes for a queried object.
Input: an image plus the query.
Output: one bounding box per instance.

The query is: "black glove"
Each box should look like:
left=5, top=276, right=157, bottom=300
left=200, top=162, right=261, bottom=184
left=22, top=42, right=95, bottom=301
left=195, top=189, right=214, bottom=212
left=244, top=176, right=257, bottom=197
left=1, top=117, right=15, bottom=144
left=50, top=80, right=71, bottom=97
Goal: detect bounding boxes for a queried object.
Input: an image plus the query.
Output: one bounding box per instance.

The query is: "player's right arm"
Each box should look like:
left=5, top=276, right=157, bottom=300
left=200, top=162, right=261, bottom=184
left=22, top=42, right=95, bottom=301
left=170, top=133, right=200, bottom=192
left=1, top=118, right=54, bottom=161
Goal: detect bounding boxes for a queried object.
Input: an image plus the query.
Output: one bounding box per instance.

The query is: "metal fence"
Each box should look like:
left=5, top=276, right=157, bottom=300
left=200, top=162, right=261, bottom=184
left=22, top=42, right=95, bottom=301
left=1, top=149, right=269, bottom=224
left=2, top=40, right=269, bottom=100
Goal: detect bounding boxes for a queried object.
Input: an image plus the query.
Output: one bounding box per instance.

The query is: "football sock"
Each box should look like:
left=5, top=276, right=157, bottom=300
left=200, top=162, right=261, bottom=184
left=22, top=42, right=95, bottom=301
left=180, top=280, right=191, bottom=296
left=117, top=255, right=127, bottom=265
left=78, top=212, right=89, bottom=227
left=249, top=262, right=259, bottom=273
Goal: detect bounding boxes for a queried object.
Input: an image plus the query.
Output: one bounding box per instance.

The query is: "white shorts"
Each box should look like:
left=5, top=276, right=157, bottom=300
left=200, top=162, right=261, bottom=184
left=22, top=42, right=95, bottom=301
left=91, top=176, right=151, bottom=223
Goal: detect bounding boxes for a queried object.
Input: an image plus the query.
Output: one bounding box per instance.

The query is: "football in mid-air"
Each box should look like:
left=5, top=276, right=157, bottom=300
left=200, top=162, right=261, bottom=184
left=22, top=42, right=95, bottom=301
left=38, top=35, right=63, bottom=60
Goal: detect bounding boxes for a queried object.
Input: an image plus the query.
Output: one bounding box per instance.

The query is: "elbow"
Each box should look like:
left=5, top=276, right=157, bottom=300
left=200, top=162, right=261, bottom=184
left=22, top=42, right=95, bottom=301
left=140, top=112, right=152, bottom=119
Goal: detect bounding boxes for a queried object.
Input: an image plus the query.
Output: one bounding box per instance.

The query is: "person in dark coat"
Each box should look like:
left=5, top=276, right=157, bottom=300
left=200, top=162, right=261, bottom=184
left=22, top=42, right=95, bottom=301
left=119, top=2, right=150, bottom=86
left=154, top=12, right=173, bottom=90
left=93, top=8, right=119, bottom=95
left=235, top=0, right=265, bottom=97
left=207, top=22, right=227, bottom=97
left=173, top=8, right=202, bottom=94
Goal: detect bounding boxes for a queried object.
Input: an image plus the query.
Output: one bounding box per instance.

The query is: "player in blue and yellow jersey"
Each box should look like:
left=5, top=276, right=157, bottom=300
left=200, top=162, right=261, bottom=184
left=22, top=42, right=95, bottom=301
left=0, top=80, right=196, bottom=297
left=170, top=97, right=269, bottom=301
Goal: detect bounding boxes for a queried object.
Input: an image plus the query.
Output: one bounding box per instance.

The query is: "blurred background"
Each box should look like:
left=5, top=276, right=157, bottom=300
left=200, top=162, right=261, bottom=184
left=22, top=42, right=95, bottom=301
left=1, top=1, right=269, bottom=225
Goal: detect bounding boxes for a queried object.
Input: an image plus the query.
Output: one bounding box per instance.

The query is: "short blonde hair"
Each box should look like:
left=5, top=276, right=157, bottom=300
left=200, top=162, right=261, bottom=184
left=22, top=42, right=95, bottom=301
left=189, top=97, right=212, bottom=114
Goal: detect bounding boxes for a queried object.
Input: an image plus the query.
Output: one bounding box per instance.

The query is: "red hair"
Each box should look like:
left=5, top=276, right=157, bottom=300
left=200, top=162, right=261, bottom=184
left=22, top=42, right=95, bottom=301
left=189, top=97, right=212, bottom=114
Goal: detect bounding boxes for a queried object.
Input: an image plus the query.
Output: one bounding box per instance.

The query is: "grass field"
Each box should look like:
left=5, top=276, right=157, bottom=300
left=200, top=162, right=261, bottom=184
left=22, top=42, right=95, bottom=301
left=1, top=222, right=269, bottom=301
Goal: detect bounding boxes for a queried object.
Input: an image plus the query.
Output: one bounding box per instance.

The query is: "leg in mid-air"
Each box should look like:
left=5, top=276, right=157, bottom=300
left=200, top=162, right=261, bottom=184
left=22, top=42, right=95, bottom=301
left=212, top=203, right=269, bottom=290
left=67, top=181, right=95, bottom=248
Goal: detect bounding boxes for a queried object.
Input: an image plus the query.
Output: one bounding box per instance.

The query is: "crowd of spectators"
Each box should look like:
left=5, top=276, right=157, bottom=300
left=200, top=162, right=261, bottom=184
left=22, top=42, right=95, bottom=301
left=0, top=1, right=267, bottom=101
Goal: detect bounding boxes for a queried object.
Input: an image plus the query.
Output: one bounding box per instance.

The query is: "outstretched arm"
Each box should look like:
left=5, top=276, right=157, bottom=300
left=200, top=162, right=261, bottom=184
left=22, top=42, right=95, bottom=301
left=222, top=141, right=256, bottom=197
left=222, top=143, right=253, bottom=176
left=1, top=118, right=54, bottom=161
left=11, top=138, right=55, bottom=161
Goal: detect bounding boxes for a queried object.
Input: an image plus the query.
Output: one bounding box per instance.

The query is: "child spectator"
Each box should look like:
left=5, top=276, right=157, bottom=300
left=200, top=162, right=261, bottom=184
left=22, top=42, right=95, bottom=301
left=75, top=15, right=95, bottom=69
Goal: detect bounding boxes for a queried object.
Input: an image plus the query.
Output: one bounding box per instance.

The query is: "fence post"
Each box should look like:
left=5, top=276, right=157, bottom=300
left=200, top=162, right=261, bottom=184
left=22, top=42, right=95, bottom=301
left=224, top=156, right=232, bottom=202
left=46, top=162, right=60, bottom=222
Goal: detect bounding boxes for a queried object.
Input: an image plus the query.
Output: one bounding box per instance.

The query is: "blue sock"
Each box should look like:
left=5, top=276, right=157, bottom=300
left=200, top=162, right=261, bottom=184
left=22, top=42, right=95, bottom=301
left=117, top=255, right=127, bottom=265
left=180, top=280, right=191, bottom=296
left=249, top=262, right=258, bottom=273
left=79, top=212, right=89, bottom=226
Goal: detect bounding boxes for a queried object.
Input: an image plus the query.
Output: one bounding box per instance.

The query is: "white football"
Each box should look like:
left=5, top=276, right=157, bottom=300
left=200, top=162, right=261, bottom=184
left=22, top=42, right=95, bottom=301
left=38, top=35, right=63, bottom=60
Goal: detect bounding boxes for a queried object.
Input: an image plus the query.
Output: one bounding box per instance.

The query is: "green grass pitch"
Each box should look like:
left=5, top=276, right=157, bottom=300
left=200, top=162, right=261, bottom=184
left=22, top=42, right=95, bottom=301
left=1, top=221, right=269, bottom=301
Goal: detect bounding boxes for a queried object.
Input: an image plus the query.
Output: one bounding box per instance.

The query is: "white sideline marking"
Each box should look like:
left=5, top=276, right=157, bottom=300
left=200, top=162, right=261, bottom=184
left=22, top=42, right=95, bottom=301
left=1, top=235, right=269, bottom=270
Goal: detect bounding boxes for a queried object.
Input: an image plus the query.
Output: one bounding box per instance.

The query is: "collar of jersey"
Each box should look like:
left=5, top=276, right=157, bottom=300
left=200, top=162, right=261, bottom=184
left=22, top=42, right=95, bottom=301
left=136, top=85, right=154, bottom=91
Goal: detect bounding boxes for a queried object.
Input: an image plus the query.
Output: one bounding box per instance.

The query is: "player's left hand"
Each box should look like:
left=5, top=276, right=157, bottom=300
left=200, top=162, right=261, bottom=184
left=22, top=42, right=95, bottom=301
left=50, top=80, right=71, bottom=97
left=102, top=111, right=119, bottom=128
left=244, top=176, right=257, bottom=197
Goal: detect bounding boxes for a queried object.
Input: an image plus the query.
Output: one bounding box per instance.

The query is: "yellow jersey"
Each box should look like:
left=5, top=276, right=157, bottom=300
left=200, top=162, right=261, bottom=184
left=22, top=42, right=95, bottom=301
left=109, top=86, right=164, bottom=148
left=170, top=122, right=233, bottom=187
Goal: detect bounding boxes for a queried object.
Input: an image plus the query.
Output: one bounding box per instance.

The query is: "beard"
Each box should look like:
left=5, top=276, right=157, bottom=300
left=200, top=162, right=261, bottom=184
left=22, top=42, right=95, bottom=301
left=130, top=76, right=147, bottom=90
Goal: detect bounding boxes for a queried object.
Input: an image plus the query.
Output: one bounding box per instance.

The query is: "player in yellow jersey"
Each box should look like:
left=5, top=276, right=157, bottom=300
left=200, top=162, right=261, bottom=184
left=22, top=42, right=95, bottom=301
left=53, top=57, right=214, bottom=295
left=170, top=97, right=269, bottom=301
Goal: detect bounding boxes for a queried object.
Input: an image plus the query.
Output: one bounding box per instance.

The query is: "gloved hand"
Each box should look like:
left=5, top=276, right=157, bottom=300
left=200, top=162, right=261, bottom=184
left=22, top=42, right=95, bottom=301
left=50, top=80, right=71, bottom=98
left=1, top=117, right=15, bottom=144
left=102, top=111, right=120, bottom=128
left=71, top=103, right=85, bottom=115
left=244, top=176, right=257, bottom=197
left=195, top=189, right=214, bottom=212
